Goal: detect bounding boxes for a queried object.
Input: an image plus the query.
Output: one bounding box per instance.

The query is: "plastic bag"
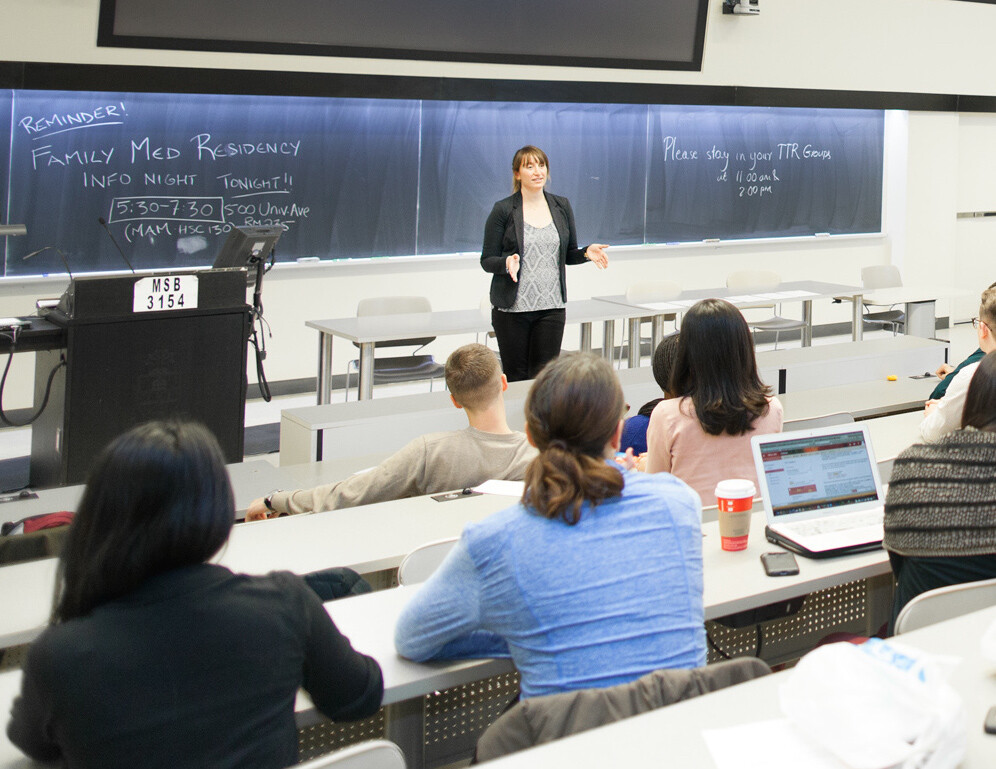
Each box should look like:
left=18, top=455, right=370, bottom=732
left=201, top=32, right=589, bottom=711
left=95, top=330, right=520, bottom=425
left=779, top=639, right=965, bottom=769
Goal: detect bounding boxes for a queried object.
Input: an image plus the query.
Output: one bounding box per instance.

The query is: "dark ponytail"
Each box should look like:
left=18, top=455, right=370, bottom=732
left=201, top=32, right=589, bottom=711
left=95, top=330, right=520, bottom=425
left=523, top=353, right=625, bottom=524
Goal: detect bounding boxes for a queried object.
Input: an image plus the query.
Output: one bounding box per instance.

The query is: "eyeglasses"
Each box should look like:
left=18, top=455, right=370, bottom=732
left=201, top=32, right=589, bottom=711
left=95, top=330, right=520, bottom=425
left=972, top=317, right=991, bottom=333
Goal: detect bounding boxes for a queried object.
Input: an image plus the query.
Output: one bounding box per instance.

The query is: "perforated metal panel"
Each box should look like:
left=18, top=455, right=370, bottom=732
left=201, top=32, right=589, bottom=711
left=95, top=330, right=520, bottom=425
left=297, top=711, right=386, bottom=763
left=423, top=672, right=521, bottom=768
left=707, top=578, right=880, bottom=666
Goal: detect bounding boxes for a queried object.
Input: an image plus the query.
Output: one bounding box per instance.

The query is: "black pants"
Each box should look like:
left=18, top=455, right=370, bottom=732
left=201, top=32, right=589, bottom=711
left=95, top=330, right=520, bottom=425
left=491, top=307, right=566, bottom=382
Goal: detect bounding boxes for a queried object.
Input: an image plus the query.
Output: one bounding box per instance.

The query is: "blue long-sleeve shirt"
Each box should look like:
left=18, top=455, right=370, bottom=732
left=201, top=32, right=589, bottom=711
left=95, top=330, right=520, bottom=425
left=394, top=468, right=705, bottom=699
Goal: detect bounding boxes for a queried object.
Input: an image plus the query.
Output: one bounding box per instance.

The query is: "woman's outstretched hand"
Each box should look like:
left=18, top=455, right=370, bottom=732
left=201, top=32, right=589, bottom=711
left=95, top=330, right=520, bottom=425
left=585, top=244, right=609, bottom=269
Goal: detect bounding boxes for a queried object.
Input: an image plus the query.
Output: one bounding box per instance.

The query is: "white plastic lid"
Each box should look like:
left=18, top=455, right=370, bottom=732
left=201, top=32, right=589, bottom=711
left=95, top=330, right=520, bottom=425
left=714, top=478, right=756, bottom=499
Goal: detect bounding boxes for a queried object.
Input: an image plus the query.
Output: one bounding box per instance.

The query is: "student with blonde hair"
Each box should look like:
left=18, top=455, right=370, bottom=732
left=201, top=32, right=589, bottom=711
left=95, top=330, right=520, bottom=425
left=247, top=343, right=534, bottom=519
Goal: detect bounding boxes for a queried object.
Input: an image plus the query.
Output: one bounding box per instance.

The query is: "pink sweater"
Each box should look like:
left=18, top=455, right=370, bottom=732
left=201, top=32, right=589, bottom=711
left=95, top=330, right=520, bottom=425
left=646, top=396, right=783, bottom=507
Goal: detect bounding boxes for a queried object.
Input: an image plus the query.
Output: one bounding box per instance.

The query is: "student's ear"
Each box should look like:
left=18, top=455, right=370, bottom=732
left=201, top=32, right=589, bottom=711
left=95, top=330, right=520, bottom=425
left=449, top=394, right=463, bottom=410
left=609, top=419, right=624, bottom=453
left=500, top=374, right=508, bottom=393
left=525, top=423, right=537, bottom=448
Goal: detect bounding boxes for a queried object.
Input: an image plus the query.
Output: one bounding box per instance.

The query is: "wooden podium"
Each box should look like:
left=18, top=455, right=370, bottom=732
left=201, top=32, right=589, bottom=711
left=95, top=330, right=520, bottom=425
left=30, top=270, right=251, bottom=486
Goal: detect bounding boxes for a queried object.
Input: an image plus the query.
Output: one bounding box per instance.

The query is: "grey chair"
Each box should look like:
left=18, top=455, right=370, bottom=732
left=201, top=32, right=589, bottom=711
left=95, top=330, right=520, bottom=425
left=345, top=296, right=446, bottom=400
left=618, top=280, right=682, bottom=368
left=894, top=576, right=996, bottom=635
left=726, top=270, right=807, bottom=350
left=294, top=740, right=406, bottom=769
left=397, top=536, right=459, bottom=585
left=861, top=265, right=905, bottom=335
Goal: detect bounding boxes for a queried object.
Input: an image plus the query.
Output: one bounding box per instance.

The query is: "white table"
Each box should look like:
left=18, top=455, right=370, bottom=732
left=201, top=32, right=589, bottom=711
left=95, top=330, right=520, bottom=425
left=0, top=490, right=516, bottom=650
left=476, top=605, right=996, bottom=769
left=849, top=286, right=968, bottom=339
left=280, top=362, right=938, bottom=465
left=306, top=299, right=649, bottom=403
left=0, top=459, right=297, bottom=527
left=0, top=506, right=897, bottom=769
left=596, top=280, right=867, bottom=367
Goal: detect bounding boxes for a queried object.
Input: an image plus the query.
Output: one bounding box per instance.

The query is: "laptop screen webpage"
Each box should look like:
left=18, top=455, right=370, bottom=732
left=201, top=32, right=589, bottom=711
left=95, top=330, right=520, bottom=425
left=759, top=430, right=881, bottom=517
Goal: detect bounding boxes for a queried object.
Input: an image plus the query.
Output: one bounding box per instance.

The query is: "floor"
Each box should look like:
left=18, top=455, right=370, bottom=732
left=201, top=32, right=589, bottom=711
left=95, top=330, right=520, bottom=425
left=0, top=322, right=977, bottom=476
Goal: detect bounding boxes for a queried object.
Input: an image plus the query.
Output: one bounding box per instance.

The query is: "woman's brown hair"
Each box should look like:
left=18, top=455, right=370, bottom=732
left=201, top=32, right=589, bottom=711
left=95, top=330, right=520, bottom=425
left=670, top=298, right=772, bottom=436
left=523, top=353, right=625, bottom=524
left=511, top=145, right=550, bottom=193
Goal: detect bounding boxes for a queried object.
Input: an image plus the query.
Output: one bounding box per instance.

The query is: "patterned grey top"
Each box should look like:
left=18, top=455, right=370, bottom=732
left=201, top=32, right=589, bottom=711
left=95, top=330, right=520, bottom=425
left=506, top=221, right=565, bottom=312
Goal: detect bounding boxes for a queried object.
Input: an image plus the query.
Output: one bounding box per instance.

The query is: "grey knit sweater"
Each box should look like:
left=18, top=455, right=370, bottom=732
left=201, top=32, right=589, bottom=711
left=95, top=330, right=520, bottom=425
left=884, top=428, right=996, bottom=557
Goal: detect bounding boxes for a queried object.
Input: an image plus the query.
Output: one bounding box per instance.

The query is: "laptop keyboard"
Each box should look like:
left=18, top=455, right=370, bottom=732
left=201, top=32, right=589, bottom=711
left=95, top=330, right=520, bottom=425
left=784, top=508, right=884, bottom=538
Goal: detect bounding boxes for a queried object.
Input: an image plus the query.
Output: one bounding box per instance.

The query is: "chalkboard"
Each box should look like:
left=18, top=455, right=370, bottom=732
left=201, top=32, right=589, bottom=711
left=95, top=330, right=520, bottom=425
left=0, top=90, right=884, bottom=278
left=646, top=106, right=884, bottom=241
left=4, top=90, right=420, bottom=277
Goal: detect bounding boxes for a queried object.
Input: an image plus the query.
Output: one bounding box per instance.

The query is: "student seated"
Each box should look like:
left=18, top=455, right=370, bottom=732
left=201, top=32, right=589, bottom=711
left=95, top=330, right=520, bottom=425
left=394, top=352, right=705, bottom=699
left=7, top=421, right=383, bottom=769
left=885, top=350, right=996, bottom=629
left=645, top=298, right=782, bottom=506
left=620, top=332, right=680, bottom=455
left=246, top=343, right=536, bottom=520
left=919, top=283, right=996, bottom=443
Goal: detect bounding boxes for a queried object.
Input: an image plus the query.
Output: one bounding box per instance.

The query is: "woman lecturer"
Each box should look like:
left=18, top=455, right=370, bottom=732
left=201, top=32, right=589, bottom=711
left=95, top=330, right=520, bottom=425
left=481, top=146, right=609, bottom=381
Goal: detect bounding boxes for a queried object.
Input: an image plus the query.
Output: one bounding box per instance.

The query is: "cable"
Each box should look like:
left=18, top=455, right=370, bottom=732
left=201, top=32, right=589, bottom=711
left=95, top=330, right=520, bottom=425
left=249, top=307, right=272, bottom=403
left=705, top=628, right=732, bottom=660
left=706, top=623, right=764, bottom=661
left=0, top=331, right=66, bottom=427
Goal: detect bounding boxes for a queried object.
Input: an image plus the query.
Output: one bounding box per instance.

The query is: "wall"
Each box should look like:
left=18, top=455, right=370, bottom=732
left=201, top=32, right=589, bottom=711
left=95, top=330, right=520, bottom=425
left=0, top=0, right=992, bottom=406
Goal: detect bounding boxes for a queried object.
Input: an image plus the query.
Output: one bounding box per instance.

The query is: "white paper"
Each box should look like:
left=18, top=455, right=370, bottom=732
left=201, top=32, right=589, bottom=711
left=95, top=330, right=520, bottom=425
left=473, top=479, right=525, bottom=497
left=702, top=719, right=849, bottom=769
left=725, top=294, right=767, bottom=303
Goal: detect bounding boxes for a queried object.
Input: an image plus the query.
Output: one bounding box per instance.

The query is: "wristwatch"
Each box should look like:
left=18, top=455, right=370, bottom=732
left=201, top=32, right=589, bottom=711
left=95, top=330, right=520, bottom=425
left=263, top=490, right=281, bottom=513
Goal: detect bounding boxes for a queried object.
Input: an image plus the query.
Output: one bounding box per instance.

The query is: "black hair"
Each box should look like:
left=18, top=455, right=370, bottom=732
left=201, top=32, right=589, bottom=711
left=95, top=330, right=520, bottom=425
left=962, top=351, right=996, bottom=432
left=523, top=353, right=625, bottom=524
left=670, top=298, right=772, bottom=436
left=53, top=421, right=234, bottom=623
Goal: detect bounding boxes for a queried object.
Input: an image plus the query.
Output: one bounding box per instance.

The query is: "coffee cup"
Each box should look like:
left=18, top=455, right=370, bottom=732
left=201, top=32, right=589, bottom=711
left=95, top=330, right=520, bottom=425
left=715, top=479, right=756, bottom=551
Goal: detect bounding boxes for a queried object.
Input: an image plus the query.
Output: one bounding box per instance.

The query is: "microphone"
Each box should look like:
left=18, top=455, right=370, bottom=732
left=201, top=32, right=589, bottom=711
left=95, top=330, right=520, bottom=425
left=22, top=246, right=74, bottom=279
left=97, top=217, right=136, bottom=274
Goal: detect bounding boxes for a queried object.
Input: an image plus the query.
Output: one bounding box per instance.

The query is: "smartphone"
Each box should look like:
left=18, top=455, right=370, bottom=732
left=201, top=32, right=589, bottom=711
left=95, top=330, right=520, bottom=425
left=761, top=551, right=799, bottom=577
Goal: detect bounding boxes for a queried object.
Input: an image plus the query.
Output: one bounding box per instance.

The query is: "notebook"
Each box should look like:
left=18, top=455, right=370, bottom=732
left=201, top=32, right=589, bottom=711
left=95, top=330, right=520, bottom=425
left=750, top=424, right=885, bottom=559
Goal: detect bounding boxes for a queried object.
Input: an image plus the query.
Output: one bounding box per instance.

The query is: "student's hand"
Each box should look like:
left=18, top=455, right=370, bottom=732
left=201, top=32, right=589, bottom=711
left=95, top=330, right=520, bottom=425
left=506, top=253, right=520, bottom=283
left=245, top=498, right=274, bottom=521
left=615, top=449, right=647, bottom=472
left=924, top=399, right=939, bottom=416
left=935, top=363, right=955, bottom=380
left=585, top=244, right=610, bottom=269
left=615, top=448, right=638, bottom=470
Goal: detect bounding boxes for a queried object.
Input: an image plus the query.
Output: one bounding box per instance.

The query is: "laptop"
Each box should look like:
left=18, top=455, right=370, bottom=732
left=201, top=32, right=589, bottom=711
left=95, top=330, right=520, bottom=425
left=751, top=424, right=886, bottom=559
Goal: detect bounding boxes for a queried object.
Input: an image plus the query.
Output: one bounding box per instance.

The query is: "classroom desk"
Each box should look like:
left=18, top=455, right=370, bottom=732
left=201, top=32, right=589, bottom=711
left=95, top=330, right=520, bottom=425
left=0, top=459, right=297, bottom=527
left=475, top=605, right=996, bottom=769
left=596, top=279, right=867, bottom=366
left=0, top=505, right=896, bottom=769
left=280, top=360, right=938, bottom=465
left=6, top=605, right=994, bottom=769
left=0, top=490, right=516, bottom=650
left=755, top=336, right=945, bottom=394
left=306, top=510, right=892, bottom=767
left=316, top=510, right=891, bottom=701
left=842, top=286, right=967, bottom=339
left=306, top=299, right=647, bottom=403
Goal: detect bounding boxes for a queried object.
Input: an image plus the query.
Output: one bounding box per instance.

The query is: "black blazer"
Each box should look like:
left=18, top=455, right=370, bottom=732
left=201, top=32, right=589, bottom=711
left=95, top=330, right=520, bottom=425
left=480, top=191, right=588, bottom=310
